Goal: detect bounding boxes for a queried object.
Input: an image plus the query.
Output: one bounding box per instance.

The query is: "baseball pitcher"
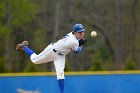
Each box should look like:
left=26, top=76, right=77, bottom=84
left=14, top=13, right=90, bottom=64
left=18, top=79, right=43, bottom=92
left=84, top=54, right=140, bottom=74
left=16, top=23, right=87, bottom=93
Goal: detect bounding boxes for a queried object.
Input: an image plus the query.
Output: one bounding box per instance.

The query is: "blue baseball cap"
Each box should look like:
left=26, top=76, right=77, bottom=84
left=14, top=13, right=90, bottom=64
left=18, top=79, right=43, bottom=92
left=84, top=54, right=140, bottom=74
left=73, top=23, right=85, bottom=32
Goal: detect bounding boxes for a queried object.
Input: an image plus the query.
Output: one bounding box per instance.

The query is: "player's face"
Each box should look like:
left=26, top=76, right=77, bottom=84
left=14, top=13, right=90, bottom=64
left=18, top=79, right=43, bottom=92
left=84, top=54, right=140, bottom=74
left=75, top=31, right=84, bottom=39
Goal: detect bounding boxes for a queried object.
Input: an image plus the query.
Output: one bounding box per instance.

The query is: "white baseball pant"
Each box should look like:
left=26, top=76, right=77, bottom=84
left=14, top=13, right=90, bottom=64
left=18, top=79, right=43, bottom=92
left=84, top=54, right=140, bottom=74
left=30, top=44, right=65, bottom=80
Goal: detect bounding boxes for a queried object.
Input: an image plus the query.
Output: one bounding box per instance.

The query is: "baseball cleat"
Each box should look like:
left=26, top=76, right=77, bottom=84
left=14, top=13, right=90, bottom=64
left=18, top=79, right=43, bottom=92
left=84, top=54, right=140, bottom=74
left=16, top=41, right=28, bottom=51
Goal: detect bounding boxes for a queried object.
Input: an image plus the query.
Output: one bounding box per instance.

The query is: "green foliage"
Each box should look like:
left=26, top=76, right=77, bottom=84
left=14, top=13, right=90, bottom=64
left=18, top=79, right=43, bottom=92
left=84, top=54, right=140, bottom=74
left=0, top=0, right=38, bottom=27
left=65, top=62, right=72, bottom=71
left=32, top=29, right=46, bottom=51
left=124, top=58, right=136, bottom=70
left=0, top=25, right=10, bottom=38
left=0, top=1, right=5, bottom=17
left=91, top=61, right=104, bottom=71
left=90, top=51, right=104, bottom=71
left=10, top=0, right=39, bottom=27
left=0, top=56, right=10, bottom=73
left=0, top=57, right=6, bottom=73
left=24, top=62, right=38, bottom=72
left=99, top=46, right=112, bottom=61
left=0, top=0, right=39, bottom=73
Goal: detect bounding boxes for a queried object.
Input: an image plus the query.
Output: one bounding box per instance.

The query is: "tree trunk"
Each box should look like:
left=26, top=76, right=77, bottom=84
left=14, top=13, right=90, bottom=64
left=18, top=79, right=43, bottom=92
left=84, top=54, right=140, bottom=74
left=53, top=0, right=61, bottom=41
left=4, top=2, right=12, bottom=72
left=129, top=0, right=137, bottom=62
left=114, top=0, right=124, bottom=69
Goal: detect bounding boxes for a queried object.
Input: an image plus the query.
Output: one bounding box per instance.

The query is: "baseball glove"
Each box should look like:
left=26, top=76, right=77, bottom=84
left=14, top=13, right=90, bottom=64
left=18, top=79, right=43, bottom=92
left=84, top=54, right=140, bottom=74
left=79, top=38, right=87, bottom=47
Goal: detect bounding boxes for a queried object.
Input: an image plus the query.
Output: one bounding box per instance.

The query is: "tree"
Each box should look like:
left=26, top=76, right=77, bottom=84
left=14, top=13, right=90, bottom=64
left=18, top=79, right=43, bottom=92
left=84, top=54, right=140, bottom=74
left=0, top=0, right=38, bottom=72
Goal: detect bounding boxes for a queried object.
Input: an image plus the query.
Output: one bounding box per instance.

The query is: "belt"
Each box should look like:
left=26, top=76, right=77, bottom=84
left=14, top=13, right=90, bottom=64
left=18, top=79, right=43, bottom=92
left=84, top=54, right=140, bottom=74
left=53, top=49, right=63, bottom=56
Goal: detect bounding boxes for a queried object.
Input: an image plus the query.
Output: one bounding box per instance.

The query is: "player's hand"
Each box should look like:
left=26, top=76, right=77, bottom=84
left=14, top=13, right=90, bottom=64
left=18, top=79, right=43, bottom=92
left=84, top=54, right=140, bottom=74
left=79, top=38, right=87, bottom=46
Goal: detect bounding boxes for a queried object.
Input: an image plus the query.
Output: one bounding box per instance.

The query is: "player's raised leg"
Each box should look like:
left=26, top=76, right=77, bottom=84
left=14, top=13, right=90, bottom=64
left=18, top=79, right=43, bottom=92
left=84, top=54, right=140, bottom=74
left=16, top=41, right=55, bottom=64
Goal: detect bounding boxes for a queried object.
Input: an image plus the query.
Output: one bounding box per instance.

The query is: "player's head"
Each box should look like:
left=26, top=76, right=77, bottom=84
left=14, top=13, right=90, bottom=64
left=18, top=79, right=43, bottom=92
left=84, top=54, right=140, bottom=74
left=73, top=23, right=85, bottom=39
left=73, top=23, right=85, bottom=32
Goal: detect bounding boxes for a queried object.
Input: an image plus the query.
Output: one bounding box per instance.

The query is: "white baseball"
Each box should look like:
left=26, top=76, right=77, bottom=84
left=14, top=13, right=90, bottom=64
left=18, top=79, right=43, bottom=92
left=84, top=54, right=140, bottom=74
left=91, top=31, right=97, bottom=37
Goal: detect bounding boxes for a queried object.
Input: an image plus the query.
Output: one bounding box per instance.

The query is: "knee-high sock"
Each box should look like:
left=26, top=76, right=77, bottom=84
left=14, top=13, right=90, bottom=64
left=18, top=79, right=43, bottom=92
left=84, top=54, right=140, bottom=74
left=22, top=46, right=35, bottom=56
left=58, top=79, right=64, bottom=93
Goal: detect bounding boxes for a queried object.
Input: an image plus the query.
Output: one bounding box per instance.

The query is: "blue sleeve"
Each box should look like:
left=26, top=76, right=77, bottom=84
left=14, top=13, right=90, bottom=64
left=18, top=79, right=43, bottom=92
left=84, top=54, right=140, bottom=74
left=74, top=46, right=82, bottom=54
